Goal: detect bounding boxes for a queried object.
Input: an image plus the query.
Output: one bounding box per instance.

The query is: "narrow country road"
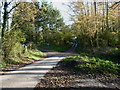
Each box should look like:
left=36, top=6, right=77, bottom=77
left=0, top=56, right=64, bottom=90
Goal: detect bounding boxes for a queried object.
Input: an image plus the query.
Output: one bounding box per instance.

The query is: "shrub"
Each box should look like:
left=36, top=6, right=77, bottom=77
left=2, top=29, right=25, bottom=60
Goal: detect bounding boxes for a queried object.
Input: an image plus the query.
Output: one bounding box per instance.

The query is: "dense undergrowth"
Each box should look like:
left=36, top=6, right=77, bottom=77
left=62, top=56, right=120, bottom=77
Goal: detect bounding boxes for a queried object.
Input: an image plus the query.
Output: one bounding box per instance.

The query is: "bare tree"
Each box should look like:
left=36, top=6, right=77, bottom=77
left=1, top=0, right=19, bottom=42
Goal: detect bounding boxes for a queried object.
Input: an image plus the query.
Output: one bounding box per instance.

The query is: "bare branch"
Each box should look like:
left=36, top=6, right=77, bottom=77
left=7, top=0, right=13, bottom=6
left=8, top=3, right=20, bottom=14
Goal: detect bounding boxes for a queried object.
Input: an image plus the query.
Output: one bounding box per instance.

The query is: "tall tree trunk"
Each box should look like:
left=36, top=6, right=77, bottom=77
left=94, top=1, right=99, bottom=47
left=1, top=1, right=8, bottom=41
left=102, top=2, right=105, bottom=32
left=106, top=0, right=109, bottom=30
left=105, top=0, right=109, bottom=46
left=0, top=2, right=2, bottom=28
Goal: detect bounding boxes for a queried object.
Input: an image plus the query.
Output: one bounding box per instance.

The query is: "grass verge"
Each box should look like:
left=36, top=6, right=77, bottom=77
left=1, top=49, right=45, bottom=71
left=62, top=56, right=120, bottom=77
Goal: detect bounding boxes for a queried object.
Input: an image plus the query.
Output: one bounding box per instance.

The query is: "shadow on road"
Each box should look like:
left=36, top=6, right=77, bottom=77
left=1, top=87, right=119, bottom=90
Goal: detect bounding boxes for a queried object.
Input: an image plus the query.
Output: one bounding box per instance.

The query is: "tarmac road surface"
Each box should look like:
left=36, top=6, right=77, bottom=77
left=0, top=57, right=64, bottom=90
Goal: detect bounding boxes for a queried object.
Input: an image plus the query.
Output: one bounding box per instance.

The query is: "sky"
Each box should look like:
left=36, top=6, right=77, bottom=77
left=44, top=0, right=73, bottom=25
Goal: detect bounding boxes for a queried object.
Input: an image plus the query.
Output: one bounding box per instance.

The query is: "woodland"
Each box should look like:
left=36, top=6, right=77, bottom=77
left=0, top=0, right=120, bottom=74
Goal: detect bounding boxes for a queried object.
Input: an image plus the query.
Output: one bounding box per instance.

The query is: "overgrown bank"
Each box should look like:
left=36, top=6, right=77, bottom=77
left=76, top=47, right=120, bottom=64
left=1, top=49, right=45, bottom=72
left=62, top=56, right=120, bottom=76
